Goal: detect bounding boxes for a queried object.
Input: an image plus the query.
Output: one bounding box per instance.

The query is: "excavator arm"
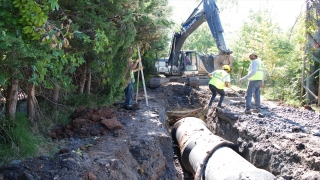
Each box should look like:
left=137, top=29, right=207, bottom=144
left=168, top=0, right=233, bottom=72
left=204, top=0, right=232, bottom=54
left=150, top=0, right=234, bottom=88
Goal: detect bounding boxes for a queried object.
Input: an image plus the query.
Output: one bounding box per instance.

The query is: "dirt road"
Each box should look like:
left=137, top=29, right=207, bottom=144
left=0, top=83, right=320, bottom=179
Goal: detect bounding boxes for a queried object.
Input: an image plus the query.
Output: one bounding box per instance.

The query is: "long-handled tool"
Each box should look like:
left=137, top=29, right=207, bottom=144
left=228, top=86, right=245, bottom=100
left=136, top=65, right=140, bottom=103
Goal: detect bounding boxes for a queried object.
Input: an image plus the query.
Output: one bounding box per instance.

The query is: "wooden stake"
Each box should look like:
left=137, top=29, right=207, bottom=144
left=136, top=66, right=140, bottom=103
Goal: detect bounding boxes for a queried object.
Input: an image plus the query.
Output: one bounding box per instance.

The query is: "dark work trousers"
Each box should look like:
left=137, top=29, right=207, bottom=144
left=124, top=79, right=134, bottom=106
left=208, top=84, right=225, bottom=107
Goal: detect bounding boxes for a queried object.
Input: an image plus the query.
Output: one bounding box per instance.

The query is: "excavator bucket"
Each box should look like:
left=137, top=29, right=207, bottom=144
left=198, top=54, right=234, bottom=73
left=213, top=54, right=234, bottom=71
left=199, top=54, right=215, bottom=73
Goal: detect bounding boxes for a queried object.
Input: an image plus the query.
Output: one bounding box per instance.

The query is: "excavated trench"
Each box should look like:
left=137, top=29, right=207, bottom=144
left=0, top=83, right=319, bottom=179
left=164, top=83, right=320, bottom=180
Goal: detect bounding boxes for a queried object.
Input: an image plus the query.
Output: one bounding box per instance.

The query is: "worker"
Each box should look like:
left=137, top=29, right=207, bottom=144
left=239, top=52, right=266, bottom=114
left=124, top=58, right=142, bottom=110
left=185, top=55, right=191, bottom=65
left=208, top=65, right=231, bottom=108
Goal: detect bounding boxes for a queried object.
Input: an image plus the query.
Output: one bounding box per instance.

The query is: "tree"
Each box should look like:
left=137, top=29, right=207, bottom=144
left=230, top=8, right=305, bottom=102
left=0, top=0, right=174, bottom=122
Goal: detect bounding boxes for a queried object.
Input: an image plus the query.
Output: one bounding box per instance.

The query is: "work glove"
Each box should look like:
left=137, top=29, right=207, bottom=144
left=239, top=78, right=245, bottom=83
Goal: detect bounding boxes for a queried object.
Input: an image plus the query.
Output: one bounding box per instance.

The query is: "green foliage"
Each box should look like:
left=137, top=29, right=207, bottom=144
left=11, top=0, right=59, bottom=40
left=266, top=64, right=301, bottom=102
left=227, top=8, right=305, bottom=104
left=183, top=24, right=217, bottom=54
left=0, top=113, right=38, bottom=163
left=64, top=94, right=98, bottom=107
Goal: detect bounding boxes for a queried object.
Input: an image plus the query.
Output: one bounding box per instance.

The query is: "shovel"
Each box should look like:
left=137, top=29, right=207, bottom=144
left=228, top=86, right=245, bottom=100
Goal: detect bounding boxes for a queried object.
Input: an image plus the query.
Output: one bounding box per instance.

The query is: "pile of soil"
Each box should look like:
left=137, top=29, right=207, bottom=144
left=0, top=83, right=319, bottom=180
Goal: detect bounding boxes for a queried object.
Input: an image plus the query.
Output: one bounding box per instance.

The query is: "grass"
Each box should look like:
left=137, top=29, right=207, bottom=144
left=0, top=96, right=76, bottom=165
left=0, top=113, right=38, bottom=164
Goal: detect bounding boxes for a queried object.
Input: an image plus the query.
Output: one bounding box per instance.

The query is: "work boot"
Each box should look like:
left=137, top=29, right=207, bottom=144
left=217, top=105, right=224, bottom=108
left=252, top=108, right=261, bottom=113
left=244, top=110, right=252, bottom=115
left=124, top=104, right=133, bottom=110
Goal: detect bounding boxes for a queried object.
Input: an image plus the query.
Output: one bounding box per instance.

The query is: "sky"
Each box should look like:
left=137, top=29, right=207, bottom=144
left=168, top=0, right=306, bottom=35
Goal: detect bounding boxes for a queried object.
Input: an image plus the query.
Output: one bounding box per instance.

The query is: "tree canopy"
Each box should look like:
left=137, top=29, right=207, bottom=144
left=0, top=0, right=174, bottom=120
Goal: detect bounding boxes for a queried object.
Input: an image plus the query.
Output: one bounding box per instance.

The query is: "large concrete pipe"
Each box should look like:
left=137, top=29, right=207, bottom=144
left=172, top=117, right=276, bottom=180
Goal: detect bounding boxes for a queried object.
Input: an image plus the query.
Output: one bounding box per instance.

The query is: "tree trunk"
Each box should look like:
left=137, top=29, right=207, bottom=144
left=6, top=79, right=19, bottom=120
left=85, top=63, right=91, bottom=94
left=27, top=83, right=37, bottom=124
left=53, top=84, right=60, bottom=102
left=78, top=64, right=87, bottom=94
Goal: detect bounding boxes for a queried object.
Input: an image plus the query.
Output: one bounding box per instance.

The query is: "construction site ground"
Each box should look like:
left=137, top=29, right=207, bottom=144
left=0, top=82, right=320, bottom=180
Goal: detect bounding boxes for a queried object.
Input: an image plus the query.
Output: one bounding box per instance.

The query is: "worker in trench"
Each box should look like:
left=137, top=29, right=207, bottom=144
left=239, top=52, right=266, bottom=114
left=123, top=58, right=143, bottom=110
left=207, top=65, right=231, bottom=108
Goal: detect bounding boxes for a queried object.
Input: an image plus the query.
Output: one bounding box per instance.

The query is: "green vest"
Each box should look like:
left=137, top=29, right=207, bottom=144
left=249, top=59, right=265, bottom=80
left=130, top=70, right=135, bottom=83
left=209, top=70, right=228, bottom=89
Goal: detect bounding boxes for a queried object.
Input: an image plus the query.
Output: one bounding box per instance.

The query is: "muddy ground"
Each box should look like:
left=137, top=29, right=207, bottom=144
left=0, top=82, right=320, bottom=180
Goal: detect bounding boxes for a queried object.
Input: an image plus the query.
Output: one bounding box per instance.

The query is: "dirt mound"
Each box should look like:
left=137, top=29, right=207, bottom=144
left=49, top=106, right=121, bottom=140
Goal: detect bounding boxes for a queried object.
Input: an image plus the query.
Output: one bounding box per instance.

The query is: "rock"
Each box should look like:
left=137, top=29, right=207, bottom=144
left=90, top=114, right=101, bottom=121
left=9, top=160, right=21, bottom=165
left=59, top=148, right=69, bottom=154
left=84, top=172, right=96, bottom=180
left=49, top=131, right=57, bottom=139
left=101, top=117, right=123, bottom=130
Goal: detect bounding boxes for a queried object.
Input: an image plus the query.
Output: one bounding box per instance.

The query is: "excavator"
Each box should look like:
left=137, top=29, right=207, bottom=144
left=149, top=0, right=234, bottom=88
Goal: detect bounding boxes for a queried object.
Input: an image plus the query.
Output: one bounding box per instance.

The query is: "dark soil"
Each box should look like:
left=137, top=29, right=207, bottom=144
left=0, top=83, right=320, bottom=180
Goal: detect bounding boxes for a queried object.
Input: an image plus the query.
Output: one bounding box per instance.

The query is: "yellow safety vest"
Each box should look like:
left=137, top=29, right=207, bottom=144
left=130, top=70, right=135, bottom=83
left=209, top=70, right=229, bottom=89
left=249, top=59, right=265, bottom=81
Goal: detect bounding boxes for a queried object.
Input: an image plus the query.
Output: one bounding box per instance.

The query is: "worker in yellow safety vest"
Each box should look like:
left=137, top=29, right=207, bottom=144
left=124, top=58, right=142, bottom=110
left=239, top=52, right=266, bottom=114
left=208, top=65, right=231, bottom=108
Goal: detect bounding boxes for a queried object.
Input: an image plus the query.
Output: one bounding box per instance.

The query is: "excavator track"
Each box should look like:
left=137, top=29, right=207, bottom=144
left=149, top=75, right=209, bottom=88
left=149, top=76, right=161, bottom=88
left=149, top=76, right=170, bottom=89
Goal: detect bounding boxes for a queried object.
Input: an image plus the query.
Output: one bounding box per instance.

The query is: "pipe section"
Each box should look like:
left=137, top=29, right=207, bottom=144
left=172, top=117, right=276, bottom=180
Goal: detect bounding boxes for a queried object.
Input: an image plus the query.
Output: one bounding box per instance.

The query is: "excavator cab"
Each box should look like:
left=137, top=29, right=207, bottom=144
left=180, top=50, right=199, bottom=76
left=155, top=50, right=200, bottom=76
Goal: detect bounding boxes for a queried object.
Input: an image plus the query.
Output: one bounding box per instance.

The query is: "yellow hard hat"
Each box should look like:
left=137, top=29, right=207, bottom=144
left=222, top=65, right=231, bottom=71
